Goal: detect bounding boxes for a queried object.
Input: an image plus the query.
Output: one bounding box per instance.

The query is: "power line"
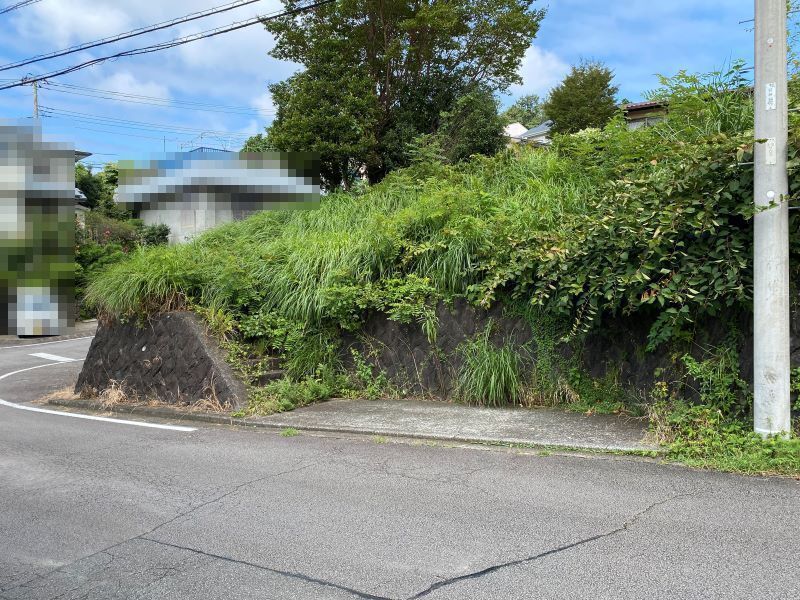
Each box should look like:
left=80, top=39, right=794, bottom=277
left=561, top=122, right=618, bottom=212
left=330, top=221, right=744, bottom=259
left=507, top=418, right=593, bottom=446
left=0, top=0, right=264, bottom=72
left=39, top=106, right=253, bottom=138
left=0, top=0, right=335, bottom=90
left=40, top=81, right=274, bottom=116
left=67, top=125, right=183, bottom=142
left=0, top=0, right=43, bottom=16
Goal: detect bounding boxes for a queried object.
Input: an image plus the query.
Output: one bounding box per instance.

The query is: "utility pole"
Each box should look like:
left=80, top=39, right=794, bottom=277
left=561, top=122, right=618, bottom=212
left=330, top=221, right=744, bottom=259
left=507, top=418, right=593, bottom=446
left=31, top=80, right=38, bottom=119
left=753, top=0, right=791, bottom=437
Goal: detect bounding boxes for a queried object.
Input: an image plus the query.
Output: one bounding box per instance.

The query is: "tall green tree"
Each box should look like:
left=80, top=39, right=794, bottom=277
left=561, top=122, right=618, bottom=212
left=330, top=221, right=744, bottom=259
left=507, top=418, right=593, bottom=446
left=437, top=87, right=505, bottom=162
left=256, top=0, right=545, bottom=184
left=75, top=162, right=126, bottom=219
left=501, top=93, right=546, bottom=127
left=266, top=49, right=379, bottom=189
left=544, top=61, right=619, bottom=134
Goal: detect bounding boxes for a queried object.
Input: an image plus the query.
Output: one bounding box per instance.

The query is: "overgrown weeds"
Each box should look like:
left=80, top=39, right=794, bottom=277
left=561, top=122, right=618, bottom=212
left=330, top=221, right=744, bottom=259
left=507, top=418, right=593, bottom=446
left=455, top=324, right=522, bottom=407
left=649, top=345, right=800, bottom=477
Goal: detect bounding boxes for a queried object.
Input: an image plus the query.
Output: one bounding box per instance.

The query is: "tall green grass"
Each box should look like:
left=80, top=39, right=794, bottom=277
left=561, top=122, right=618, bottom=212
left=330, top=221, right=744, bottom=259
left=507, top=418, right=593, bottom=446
left=86, top=148, right=593, bottom=322
left=454, top=324, right=522, bottom=407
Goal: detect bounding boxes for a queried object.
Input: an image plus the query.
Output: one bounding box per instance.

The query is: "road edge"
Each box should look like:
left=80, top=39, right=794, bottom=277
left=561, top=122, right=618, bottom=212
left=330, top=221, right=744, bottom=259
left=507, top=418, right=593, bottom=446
left=46, top=397, right=665, bottom=456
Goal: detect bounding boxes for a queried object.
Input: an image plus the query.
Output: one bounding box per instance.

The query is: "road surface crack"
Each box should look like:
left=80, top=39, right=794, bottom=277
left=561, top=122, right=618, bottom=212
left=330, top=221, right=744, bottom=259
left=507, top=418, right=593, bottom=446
left=0, top=461, right=315, bottom=597
left=405, top=492, right=697, bottom=599
left=137, top=538, right=394, bottom=600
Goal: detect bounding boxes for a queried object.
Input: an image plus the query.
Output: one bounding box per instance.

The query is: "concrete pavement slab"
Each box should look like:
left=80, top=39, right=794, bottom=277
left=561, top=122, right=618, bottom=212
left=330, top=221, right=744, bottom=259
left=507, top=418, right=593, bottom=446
left=252, top=398, right=658, bottom=453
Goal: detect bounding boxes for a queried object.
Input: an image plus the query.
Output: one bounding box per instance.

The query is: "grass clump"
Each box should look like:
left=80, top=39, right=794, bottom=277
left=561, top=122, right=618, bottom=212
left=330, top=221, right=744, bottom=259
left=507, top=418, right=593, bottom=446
left=280, top=427, right=300, bottom=437
left=244, top=372, right=345, bottom=416
left=651, top=402, right=800, bottom=477
left=455, top=324, right=522, bottom=407
left=649, top=344, right=800, bottom=477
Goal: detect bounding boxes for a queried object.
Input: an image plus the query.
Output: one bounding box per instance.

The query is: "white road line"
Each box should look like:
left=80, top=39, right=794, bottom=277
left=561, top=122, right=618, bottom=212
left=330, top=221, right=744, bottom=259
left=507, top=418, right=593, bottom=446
left=0, top=335, right=95, bottom=350
left=29, top=352, right=77, bottom=363
left=0, top=362, right=197, bottom=432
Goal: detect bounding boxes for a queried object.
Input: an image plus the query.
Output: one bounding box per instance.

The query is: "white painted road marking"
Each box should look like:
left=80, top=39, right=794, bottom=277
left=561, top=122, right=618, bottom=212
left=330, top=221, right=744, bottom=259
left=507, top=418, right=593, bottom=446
left=0, top=335, right=95, bottom=350
left=0, top=399, right=198, bottom=432
left=0, top=361, right=197, bottom=433
left=29, top=352, right=77, bottom=363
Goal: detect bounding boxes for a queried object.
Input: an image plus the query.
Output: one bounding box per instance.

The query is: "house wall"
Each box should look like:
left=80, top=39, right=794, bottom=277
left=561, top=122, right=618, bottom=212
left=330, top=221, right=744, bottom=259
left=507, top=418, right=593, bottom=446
left=139, top=206, right=235, bottom=244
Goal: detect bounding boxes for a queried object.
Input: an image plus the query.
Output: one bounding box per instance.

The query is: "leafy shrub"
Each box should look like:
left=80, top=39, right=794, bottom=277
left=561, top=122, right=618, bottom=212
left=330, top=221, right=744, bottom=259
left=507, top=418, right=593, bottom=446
left=140, top=223, right=170, bottom=246
left=651, top=402, right=800, bottom=476
left=245, top=375, right=341, bottom=416
left=681, top=344, right=751, bottom=418
left=347, top=349, right=393, bottom=400
left=455, top=324, right=521, bottom=407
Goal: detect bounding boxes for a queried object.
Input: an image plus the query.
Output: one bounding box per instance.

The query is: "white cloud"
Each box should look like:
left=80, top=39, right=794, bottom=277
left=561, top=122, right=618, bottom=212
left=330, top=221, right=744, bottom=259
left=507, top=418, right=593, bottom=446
left=12, top=0, right=132, bottom=47
left=512, top=45, right=569, bottom=98
left=96, top=71, right=170, bottom=99
left=252, top=91, right=275, bottom=114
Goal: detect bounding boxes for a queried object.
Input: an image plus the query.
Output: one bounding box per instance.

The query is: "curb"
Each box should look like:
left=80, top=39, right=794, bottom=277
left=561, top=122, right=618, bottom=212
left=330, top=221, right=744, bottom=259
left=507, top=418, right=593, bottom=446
left=46, top=397, right=664, bottom=456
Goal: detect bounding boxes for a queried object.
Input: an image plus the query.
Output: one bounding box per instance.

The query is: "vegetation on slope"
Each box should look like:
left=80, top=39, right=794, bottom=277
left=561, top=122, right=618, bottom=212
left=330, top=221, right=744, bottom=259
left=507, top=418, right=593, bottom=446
left=86, top=66, right=800, bottom=475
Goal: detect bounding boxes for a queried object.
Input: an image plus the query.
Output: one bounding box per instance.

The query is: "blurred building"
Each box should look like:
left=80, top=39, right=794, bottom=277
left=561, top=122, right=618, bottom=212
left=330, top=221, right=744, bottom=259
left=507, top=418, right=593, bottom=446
left=116, top=149, right=320, bottom=244
left=0, top=122, right=75, bottom=335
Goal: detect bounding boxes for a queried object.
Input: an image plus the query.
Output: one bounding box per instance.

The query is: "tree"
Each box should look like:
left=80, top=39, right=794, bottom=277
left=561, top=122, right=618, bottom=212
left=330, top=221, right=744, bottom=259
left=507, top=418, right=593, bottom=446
left=75, top=162, right=125, bottom=218
left=75, top=163, right=106, bottom=210
left=260, top=0, right=545, bottom=183
left=242, top=134, right=270, bottom=153
left=501, top=93, right=546, bottom=128
left=265, top=52, right=379, bottom=190
left=437, top=87, right=505, bottom=163
left=544, top=61, right=619, bottom=134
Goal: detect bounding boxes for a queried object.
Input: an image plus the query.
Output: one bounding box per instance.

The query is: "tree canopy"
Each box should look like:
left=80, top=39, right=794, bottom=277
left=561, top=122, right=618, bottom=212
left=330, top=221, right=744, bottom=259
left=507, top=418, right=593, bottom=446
left=501, top=93, right=546, bottom=128
left=75, top=162, right=124, bottom=218
left=255, top=0, right=545, bottom=186
left=544, top=61, right=619, bottom=134
left=437, top=86, right=505, bottom=163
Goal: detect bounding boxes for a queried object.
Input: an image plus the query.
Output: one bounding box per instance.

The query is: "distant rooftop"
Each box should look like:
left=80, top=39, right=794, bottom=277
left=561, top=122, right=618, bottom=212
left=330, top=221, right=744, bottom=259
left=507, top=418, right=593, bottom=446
left=519, top=120, right=554, bottom=139
left=623, top=100, right=667, bottom=112
left=188, top=146, right=234, bottom=154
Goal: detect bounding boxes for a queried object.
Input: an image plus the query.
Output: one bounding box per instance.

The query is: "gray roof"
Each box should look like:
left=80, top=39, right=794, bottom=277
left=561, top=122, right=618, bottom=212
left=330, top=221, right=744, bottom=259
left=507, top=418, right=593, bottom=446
left=519, top=120, right=553, bottom=139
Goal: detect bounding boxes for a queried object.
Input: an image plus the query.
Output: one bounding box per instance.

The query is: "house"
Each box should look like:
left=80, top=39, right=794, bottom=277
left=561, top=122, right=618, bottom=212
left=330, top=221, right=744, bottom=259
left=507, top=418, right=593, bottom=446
left=0, top=122, right=75, bottom=335
left=503, top=122, right=529, bottom=144
left=503, top=100, right=668, bottom=147
left=623, top=101, right=668, bottom=129
left=116, top=149, right=320, bottom=244
left=518, top=120, right=554, bottom=146
left=503, top=120, right=553, bottom=147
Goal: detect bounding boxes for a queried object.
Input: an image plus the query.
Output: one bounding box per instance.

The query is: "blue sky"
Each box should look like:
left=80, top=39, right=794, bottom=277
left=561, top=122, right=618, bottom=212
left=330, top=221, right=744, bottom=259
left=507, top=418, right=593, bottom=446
left=0, top=0, right=754, bottom=165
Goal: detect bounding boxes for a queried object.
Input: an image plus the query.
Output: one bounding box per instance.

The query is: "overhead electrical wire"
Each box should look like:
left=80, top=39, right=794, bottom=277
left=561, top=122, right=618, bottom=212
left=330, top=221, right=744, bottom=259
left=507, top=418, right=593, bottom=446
left=40, top=81, right=274, bottom=116
left=0, top=0, right=336, bottom=90
left=39, top=106, right=253, bottom=139
left=0, top=0, right=264, bottom=71
left=0, top=0, right=43, bottom=16
left=67, top=126, right=182, bottom=142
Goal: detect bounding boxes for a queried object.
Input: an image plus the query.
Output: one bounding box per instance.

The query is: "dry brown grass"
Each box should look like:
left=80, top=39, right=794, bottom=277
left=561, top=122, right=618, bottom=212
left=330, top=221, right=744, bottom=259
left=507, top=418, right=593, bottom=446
left=98, top=380, right=138, bottom=409
left=41, top=378, right=228, bottom=414
left=519, top=376, right=580, bottom=409
left=33, top=385, right=80, bottom=405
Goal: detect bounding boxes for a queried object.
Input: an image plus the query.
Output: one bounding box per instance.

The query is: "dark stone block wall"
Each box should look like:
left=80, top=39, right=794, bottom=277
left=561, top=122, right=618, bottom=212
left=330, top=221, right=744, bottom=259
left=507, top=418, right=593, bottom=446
left=342, top=297, right=533, bottom=399
left=344, top=299, right=800, bottom=402
left=75, top=302, right=800, bottom=407
left=75, top=311, right=247, bottom=408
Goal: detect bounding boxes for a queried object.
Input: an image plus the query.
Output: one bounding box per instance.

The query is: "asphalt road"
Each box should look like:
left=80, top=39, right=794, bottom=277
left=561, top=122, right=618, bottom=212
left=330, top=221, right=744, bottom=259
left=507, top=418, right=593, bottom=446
left=0, top=338, right=798, bottom=600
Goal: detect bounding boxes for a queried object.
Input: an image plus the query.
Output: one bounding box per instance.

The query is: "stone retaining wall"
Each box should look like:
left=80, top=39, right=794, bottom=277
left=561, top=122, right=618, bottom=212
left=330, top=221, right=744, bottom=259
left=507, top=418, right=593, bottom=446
left=75, top=312, right=247, bottom=408
left=345, top=300, right=800, bottom=401
left=76, top=301, right=800, bottom=407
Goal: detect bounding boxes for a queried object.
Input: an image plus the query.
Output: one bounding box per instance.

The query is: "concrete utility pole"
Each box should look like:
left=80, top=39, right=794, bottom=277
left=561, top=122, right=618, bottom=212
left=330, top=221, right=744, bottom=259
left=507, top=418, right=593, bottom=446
left=753, top=0, right=792, bottom=436
left=31, top=80, right=38, bottom=119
